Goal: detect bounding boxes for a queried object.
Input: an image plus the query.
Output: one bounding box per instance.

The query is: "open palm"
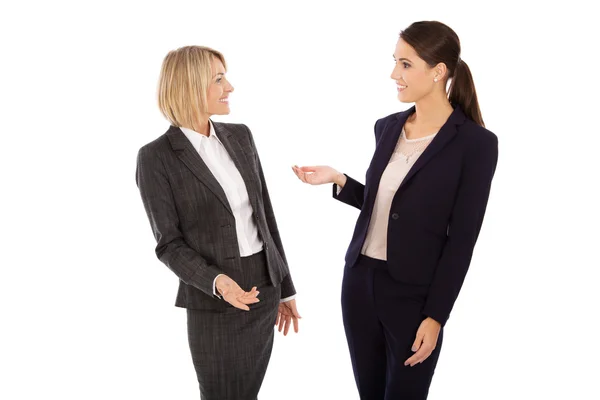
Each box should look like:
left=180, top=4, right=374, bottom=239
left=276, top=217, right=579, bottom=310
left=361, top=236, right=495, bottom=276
left=291, top=165, right=339, bottom=186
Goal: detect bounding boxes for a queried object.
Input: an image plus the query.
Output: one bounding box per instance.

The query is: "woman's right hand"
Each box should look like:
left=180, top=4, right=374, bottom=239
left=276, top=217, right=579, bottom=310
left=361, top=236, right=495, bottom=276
left=215, top=275, right=260, bottom=311
left=292, top=165, right=346, bottom=187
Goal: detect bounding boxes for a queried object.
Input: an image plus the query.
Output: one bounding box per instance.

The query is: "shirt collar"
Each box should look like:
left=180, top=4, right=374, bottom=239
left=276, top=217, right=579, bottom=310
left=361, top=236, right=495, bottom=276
left=179, top=120, right=222, bottom=152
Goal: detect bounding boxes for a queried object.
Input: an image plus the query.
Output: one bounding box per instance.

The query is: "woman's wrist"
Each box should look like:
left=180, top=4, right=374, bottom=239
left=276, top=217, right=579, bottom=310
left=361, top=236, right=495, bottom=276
left=334, top=172, right=347, bottom=187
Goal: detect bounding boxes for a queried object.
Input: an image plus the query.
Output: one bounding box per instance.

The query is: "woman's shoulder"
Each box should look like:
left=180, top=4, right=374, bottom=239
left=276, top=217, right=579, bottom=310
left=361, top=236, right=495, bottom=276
left=456, top=120, right=498, bottom=163
left=459, top=119, right=498, bottom=147
left=137, top=126, right=178, bottom=157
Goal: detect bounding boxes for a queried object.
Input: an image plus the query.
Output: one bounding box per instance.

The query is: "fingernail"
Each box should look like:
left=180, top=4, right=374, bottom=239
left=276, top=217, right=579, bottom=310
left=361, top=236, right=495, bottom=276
left=411, top=346, right=417, bottom=351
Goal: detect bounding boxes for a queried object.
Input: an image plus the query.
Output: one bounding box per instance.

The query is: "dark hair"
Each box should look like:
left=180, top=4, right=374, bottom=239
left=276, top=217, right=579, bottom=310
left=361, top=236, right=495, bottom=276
left=400, top=21, right=484, bottom=127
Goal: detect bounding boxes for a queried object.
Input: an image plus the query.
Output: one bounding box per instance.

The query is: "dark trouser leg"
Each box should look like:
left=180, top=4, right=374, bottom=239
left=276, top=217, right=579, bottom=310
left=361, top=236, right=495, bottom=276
left=342, top=262, right=387, bottom=400
left=373, top=268, right=443, bottom=400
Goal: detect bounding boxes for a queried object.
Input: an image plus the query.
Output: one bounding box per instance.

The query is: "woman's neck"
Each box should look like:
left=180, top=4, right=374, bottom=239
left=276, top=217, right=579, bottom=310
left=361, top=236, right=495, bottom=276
left=412, top=93, right=454, bottom=127
left=192, top=115, right=211, bottom=136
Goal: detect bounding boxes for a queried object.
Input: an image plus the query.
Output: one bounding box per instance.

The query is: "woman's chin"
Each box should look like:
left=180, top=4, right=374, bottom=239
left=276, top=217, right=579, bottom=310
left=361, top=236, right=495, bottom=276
left=397, top=93, right=413, bottom=103
left=211, top=106, right=231, bottom=115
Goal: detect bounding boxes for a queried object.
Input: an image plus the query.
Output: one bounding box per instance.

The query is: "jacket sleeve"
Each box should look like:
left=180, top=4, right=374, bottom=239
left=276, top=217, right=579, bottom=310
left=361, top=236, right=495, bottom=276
left=331, top=118, right=384, bottom=210
left=332, top=175, right=365, bottom=210
left=136, top=146, right=224, bottom=297
left=244, top=125, right=296, bottom=299
left=422, top=133, right=499, bottom=326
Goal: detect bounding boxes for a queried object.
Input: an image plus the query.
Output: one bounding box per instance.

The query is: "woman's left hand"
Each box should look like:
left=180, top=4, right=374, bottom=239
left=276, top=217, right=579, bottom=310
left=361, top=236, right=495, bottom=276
left=404, top=317, right=441, bottom=367
left=275, top=299, right=301, bottom=336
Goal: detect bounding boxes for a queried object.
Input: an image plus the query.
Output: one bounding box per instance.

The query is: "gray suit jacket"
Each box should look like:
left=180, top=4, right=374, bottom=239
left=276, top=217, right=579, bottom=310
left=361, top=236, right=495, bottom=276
left=136, top=122, right=295, bottom=309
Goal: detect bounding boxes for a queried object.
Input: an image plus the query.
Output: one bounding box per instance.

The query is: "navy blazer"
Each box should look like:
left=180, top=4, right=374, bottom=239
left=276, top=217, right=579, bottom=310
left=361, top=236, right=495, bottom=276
left=334, top=105, right=498, bottom=326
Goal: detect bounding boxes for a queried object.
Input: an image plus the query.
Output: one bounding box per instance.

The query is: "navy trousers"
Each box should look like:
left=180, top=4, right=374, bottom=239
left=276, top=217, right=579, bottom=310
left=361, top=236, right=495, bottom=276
left=341, top=255, right=444, bottom=400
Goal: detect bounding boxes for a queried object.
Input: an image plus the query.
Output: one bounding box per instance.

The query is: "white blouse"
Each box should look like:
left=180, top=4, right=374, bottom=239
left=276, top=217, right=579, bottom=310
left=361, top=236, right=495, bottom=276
left=361, top=128, right=437, bottom=260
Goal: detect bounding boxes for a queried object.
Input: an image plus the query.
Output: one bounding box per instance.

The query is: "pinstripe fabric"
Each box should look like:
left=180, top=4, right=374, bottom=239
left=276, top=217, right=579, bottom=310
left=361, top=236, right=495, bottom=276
left=136, top=122, right=296, bottom=308
left=136, top=122, right=295, bottom=397
left=187, top=251, right=280, bottom=400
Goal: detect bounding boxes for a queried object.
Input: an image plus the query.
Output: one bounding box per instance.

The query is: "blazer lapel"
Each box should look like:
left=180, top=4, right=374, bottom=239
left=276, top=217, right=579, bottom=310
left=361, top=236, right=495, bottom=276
left=167, top=126, right=233, bottom=215
left=212, top=122, right=260, bottom=212
left=365, top=107, right=414, bottom=202
left=371, top=108, right=414, bottom=180
left=397, top=105, right=466, bottom=191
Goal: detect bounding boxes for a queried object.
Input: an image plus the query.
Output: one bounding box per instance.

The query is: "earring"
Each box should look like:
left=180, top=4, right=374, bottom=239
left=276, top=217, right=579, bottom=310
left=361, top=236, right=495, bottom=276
left=434, top=78, right=438, bottom=82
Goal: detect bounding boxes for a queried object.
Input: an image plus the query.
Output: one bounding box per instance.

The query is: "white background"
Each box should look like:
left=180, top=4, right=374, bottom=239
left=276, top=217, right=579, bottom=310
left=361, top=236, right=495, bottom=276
left=1, top=0, right=599, bottom=399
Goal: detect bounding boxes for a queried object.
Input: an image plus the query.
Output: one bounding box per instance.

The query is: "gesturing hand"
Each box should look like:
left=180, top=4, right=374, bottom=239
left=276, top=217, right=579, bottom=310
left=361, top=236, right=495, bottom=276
left=215, top=275, right=260, bottom=311
left=291, top=165, right=345, bottom=186
left=405, top=317, right=441, bottom=367
left=275, top=299, right=301, bottom=336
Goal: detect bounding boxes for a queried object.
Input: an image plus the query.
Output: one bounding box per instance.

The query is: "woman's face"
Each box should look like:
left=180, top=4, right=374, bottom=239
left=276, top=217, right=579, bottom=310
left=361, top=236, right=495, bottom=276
left=206, top=57, right=234, bottom=116
left=390, top=39, right=440, bottom=104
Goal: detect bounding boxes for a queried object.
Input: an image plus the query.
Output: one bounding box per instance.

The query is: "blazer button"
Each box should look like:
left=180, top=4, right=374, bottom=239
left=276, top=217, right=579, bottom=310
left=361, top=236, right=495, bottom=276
left=391, top=213, right=399, bottom=220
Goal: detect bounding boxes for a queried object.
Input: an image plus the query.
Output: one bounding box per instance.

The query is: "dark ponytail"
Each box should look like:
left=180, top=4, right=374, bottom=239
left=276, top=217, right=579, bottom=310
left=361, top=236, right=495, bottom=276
left=448, top=59, right=484, bottom=127
left=400, top=21, right=485, bottom=127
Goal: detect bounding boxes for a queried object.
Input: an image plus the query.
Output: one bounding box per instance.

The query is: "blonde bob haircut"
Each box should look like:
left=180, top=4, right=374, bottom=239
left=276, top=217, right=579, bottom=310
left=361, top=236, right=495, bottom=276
left=158, top=45, right=227, bottom=130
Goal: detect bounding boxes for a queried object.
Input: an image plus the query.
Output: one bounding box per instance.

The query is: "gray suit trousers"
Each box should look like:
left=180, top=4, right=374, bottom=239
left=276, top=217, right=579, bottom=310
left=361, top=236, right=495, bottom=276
left=187, top=250, right=280, bottom=400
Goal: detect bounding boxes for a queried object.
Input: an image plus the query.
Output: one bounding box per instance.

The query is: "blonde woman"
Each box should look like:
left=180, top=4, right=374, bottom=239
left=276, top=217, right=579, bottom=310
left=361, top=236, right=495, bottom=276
left=136, top=46, right=300, bottom=400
